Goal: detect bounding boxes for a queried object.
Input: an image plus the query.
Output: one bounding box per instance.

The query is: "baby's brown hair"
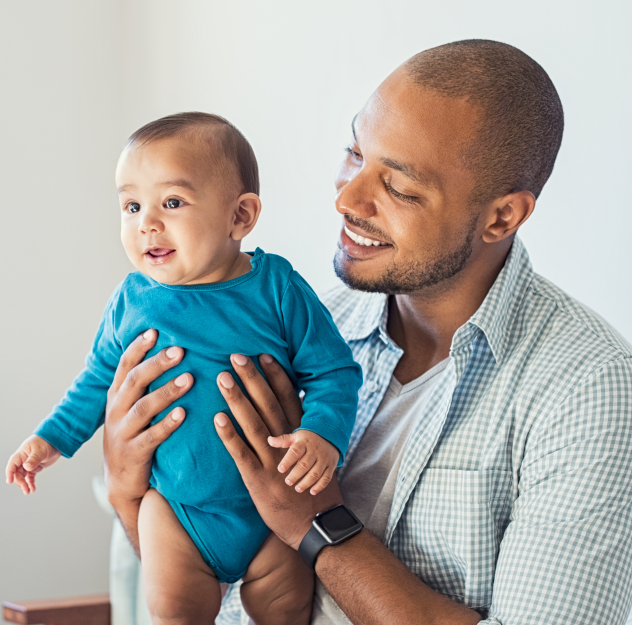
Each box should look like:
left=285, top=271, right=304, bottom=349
left=126, top=112, right=260, bottom=196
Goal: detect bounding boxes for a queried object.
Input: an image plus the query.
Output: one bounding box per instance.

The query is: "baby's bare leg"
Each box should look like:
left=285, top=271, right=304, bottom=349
left=241, top=533, right=314, bottom=625
left=138, top=489, right=222, bottom=625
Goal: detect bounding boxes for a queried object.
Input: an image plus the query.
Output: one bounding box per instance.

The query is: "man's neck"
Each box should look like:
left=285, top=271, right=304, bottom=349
left=387, top=243, right=511, bottom=384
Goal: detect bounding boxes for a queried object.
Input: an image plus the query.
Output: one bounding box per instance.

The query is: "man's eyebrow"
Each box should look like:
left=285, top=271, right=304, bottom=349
left=380, top=157, right=440, bottom=190
left=351, top=116, right=439, bottom=191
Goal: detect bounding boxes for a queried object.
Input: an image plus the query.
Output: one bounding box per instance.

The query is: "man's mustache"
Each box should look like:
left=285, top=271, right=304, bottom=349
left=344, top=216, right=392, bottom=245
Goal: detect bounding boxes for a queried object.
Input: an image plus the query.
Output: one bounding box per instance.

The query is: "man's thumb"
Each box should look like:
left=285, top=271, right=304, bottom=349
left=267, top=433, right=295, bottom=449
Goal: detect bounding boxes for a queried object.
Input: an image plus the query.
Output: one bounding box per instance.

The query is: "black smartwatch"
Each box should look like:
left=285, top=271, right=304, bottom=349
left=298, top=504, right=363, bottom=571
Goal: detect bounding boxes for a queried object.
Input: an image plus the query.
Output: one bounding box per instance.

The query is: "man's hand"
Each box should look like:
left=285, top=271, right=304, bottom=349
left=5, top=435, right=61, bottom=495
left=103, top=329, right=193, bottom=552
left=214, top=353, right=344, bottom=550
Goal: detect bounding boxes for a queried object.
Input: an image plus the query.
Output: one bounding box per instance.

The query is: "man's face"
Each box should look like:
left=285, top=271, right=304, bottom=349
left=116, top=136, right=238, bottom=285
left=334, top=71, right=485, bottom=294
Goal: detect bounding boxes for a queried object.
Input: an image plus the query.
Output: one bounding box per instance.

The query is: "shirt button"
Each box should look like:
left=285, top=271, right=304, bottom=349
left=367, top=380, right=380, bottom=393
left=226, top=576, right=237, bottom=583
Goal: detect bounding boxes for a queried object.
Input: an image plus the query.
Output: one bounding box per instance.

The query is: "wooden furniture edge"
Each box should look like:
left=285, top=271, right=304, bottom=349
left=2, top=594, right=110, bottom=625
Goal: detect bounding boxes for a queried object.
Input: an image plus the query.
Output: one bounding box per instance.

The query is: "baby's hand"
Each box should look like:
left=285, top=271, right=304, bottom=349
left=267, top=430, right=339, bottom=496
left=5, top=435, right=61, bottom=495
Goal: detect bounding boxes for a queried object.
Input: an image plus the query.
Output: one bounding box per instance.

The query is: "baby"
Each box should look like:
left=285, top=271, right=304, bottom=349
left=5, top=112, right=362, bottom=625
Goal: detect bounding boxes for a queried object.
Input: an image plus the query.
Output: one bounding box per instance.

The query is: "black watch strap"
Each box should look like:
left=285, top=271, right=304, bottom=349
left=298, top=524, right=328, bottom=571
left=298, top=505, right=364, bottom=571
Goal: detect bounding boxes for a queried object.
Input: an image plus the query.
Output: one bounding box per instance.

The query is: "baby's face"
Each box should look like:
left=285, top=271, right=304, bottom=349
left=116, top=136, right=240, bottom=285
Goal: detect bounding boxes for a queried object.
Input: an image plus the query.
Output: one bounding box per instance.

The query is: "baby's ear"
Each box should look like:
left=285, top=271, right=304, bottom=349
left=230, top=193, right=262, bottom=241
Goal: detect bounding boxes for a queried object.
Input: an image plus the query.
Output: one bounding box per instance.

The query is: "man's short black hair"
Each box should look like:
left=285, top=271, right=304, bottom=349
left=405, top=39, right=564, bottom=203
left=126, top=111, right=260, bottom=196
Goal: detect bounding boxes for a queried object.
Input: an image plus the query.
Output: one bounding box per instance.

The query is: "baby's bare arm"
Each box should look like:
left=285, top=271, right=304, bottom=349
left=5, top=435, right=61, bottom=495
left=268, top=430, right=339, bottom=495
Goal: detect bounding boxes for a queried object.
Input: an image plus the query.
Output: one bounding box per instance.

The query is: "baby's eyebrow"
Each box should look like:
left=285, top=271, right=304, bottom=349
left=117, top=183, right=135, bottom=194
left=158, top=179, right=197, bottom=192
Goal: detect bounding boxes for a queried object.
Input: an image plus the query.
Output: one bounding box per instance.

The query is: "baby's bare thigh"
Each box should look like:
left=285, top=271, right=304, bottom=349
left=241, top=533, right=314, bottom=625
left=138, top=489, right=222, bottom=624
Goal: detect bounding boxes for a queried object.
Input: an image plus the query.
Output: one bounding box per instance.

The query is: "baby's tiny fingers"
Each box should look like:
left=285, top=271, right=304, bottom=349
left=295, top=461, right=328, bottom=494
left=13, top=468, right=29, bottom=495
left=25, top=472, right=36, bottom=493
left=285, top=454, right=316, bottom=487
left=5, top=451, right=24, bottom=483
left=278, top=442, right=306, bottom=474
left=310, top=469, right=333, bottom=495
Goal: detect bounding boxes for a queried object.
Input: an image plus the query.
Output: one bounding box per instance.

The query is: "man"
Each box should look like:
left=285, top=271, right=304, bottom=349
left=104, top=40, right=632, bottom=624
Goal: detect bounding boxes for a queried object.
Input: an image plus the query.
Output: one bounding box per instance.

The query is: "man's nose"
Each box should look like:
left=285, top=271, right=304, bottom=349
left=138, top=205, right=164, bottom=234
left=335, top=167, right=377, bottom=220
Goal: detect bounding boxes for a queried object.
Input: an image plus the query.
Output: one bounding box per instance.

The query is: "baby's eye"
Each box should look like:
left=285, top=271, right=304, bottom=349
left=128, top=202, right=141, bottom=213
left=166, top=198, right=183, bottom=209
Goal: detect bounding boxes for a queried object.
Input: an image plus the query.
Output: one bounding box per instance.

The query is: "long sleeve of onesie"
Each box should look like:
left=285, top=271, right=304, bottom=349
left=281, top=270, right=362, bottom=464
left=34, top=285, right=123, bottom=457
left=29, top=250, right=362, bottom=584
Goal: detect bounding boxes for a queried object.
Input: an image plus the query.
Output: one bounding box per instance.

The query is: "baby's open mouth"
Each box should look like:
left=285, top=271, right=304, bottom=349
left=144, top=247, right=176, bottom=265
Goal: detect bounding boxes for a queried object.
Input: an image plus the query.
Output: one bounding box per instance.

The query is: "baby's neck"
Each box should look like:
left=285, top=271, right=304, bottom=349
left=179, top=250, right=253, bottom=286
left=221, top=251, right=254, bottom=282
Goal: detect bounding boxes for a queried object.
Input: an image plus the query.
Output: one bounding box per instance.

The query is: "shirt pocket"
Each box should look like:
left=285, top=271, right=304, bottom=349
left=391, top=468, right=512, bottom=610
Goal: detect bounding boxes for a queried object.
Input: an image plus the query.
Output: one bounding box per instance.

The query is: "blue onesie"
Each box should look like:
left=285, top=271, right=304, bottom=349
left=35, top=249, right=362, bottom=582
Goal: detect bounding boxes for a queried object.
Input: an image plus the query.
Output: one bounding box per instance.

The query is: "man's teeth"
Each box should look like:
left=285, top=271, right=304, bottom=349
left=344, top=226, right=387, bottom=247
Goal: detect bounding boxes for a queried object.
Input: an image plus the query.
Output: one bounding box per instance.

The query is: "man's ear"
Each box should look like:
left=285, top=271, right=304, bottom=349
left=230, top=193, right=262, bottom=241
left=482, top=190, right=536, bottom=243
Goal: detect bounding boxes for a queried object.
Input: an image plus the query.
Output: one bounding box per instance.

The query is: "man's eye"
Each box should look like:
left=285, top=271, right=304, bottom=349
left=128, top=202, right=141, bottom=213
left=384, top=181, right=418, bottom=204
left=344, top=147, right=362, bottom=160
left=166, top=198, right=182, bottom=209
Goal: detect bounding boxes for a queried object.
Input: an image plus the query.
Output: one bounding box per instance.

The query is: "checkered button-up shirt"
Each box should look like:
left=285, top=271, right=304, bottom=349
left=219, top=237, right=632, bottom=625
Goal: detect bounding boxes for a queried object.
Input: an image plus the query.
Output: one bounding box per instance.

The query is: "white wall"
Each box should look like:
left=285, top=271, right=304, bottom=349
left=0, top=2, right=127, bottom=620
left=1, top=0, right=631, bottom=617
left=119, top=0, right=632, bottom=338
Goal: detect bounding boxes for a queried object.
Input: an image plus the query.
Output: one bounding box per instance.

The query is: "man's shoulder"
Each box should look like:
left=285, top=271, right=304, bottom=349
left=505, top=270, right=632, bottom=412
left=528, top=272, right=632, bottom=362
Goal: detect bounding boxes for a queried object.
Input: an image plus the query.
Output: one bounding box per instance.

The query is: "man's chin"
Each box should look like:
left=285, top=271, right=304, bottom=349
left=333, top=249, right=388, bottom=294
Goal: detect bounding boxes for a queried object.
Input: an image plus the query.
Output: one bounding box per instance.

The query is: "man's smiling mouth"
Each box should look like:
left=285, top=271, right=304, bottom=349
left=343, top=225, right=390, bottom=247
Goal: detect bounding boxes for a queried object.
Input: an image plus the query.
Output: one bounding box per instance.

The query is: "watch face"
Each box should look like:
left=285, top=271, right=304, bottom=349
left=317, top=505, right=362, bottom=542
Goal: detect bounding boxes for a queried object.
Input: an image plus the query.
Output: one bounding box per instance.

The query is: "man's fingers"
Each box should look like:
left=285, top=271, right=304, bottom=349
left=113, top=344, right=185, bottom=420
left=259, top=354, right=304, bottom=430
left=136, top=407, right=186, bottom=453
left=230, top=354, right=291, bottom=438
left=217, top=372, right=274, bottom=459
left=109, top=329, right=158, bottom=398
left=214, top=412, right=262, bottom=476
left=126, top=372, right=193, bottom=431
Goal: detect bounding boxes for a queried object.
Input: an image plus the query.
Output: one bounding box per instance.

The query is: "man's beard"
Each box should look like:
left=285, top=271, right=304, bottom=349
left=333, top=215, right=478, bottom=295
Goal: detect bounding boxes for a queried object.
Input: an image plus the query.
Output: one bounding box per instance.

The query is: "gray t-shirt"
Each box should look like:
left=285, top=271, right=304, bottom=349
left=311, top=359, right=450, bottom=625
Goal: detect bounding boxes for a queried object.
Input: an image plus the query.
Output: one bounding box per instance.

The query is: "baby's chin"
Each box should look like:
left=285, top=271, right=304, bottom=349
left=134, top=263, right=184, bottom=285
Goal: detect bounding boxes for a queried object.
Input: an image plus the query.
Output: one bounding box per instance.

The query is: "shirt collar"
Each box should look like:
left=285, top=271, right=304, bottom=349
left=338, top=236, right=534, bottom=364
left=453, top=236, right=534, bottom=363
left=338, top=291, right=388, bottom=342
